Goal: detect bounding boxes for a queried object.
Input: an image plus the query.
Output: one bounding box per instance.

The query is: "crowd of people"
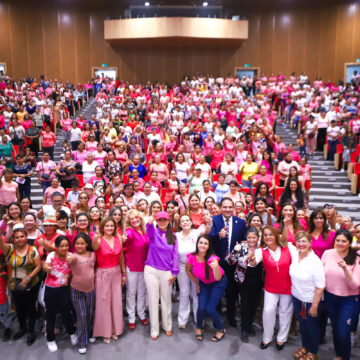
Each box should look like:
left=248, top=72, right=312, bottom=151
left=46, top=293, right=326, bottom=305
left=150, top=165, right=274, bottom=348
left=0, top=71, right=359, bottom=360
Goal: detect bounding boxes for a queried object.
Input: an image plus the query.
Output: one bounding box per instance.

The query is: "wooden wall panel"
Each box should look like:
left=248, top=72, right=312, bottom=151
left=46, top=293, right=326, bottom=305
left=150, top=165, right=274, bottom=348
left=75, top=11, right=91, bottom=83
left=287, top=10, right=305, bottom=76
left=26, top=7, right=44, bottom=79
left=0, top=3, right=12, bottom=76
left=2, top=1, right=360, bottom=83
left=42, top=8, right=60, bottom=80
left=10, top=4, right=29, bottom=78
left=257, top=11, right=274, bottom=76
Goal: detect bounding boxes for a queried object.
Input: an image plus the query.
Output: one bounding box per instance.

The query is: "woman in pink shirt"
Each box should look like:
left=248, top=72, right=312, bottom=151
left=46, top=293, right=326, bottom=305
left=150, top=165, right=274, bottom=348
left=203, top=134, right=215, bottom=156
left=322, top=229, right=360, bottom=360
left=149, top=155, right=169, bottom=185
left=123, top=210, right=149, bottom=330
left=114, top=144, right=128, bottom=167
left=0, top=169, right=19, bottom=216
left=210, top=143, right=225, bottom=171
left=43, top=178, right=65, bottom=205
left=85, top=133, right=98, bottom=152
left=92, top=217, right=126, bottom=343
left=93, top=143, right=107, bottom=169
left=41, top=125, right=56, bottom=161
left=60, top=113, right=72, bottom=143
left=71, top=142, right=88, bottom=166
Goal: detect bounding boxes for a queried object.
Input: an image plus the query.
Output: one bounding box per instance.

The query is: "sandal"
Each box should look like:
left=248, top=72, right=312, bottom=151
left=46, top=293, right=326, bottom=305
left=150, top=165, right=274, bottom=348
left=300, top=353, right=318, bottom=360
left=294, top=347, right=307, bottom=360
left=141, top=318, right=148, bottom=326
left=195, top=329, right=203, bottom=341
left=128, top=323, right=136, bottom=331
left=211, top=329, right=226, bottom=342
left=151, top=336, right=158, bottom=340
left=103, top=338, right=111, bottom=344
left=165, top=330, right=172, bottom=337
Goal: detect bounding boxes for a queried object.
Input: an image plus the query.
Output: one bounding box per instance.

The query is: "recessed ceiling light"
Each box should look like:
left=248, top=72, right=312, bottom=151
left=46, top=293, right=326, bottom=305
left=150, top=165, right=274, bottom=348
left=203, top=2, right=208, bottom=6
left=145, top=2, right=150, bottom=6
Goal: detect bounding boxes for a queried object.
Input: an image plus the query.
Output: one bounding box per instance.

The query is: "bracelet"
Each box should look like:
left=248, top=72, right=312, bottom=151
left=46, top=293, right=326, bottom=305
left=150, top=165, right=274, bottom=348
left=122, top=273, right=126, bottom=277
left=25, top=276, right=31, bottom=282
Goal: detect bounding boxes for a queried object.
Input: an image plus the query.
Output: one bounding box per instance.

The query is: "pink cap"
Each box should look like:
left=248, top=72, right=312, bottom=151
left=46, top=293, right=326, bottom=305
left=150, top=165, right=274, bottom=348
left=156, top=211, right=170, bottom=221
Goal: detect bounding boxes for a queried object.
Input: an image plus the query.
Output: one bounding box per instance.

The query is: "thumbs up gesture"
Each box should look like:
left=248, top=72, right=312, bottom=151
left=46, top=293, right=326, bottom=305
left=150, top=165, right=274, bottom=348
left=219, top=226, right=227, bottom=238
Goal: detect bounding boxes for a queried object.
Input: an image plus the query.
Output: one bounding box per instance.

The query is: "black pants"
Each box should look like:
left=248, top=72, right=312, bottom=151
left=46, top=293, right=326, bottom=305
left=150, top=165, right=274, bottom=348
left=29, top=138, right=39, bottom=158
left=318, top=300, right=328, bottom=343
left=317, top=128, right=327, bottom=151
left=71, top=141, right=79, bottom=151
left=43, top=146, right=54, bottom=161
left=11, top=282, right=40, bottom=333
left=223, top=264, right=240, bottom=320
left=44, top=286, right=75, bottom=342
left=19, top=181, right=31, bottom=199
left=239, top=283, right=263, bottom=332
left=61, top=178, right=75, bottom=189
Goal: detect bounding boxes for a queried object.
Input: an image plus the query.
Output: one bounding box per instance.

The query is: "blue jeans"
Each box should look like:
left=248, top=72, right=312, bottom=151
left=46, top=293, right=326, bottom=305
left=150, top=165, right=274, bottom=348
left=325, top=291, right=359, bottom=360
left=328, top=139, right=338, bottom=161
left=242, top=179, right=253, bottom=194
left=196, top=275, right=227, bottom=330
left=41, top=180, right=52, bottom=195
left=292, top=296, right=320, bottom=354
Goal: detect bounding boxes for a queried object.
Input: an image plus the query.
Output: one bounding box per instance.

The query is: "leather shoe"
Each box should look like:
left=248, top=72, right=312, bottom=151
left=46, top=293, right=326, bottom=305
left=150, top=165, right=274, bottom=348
left=241, top=331, right=249, bottom=343
left=276, top=342, right=285, bottom=350
left=227, top=317, right=237, bottom=328
left=2, top=328, right=11, bottom=342
left=260, top=341, right=270, bottom=349
left=248, top=327, right=256, bottom=337
left=27, top=332, right=36, bottom=346
left=13, top=329, right=26, bottom=341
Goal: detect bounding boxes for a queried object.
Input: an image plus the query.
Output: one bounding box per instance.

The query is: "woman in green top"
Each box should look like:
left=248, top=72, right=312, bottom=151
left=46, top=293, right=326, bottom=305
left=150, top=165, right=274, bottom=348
left=0, top=227, right=41, bottom=345
left=0, top=135, right=16, bottom=168
left=25, top=121, right=40, bottom=159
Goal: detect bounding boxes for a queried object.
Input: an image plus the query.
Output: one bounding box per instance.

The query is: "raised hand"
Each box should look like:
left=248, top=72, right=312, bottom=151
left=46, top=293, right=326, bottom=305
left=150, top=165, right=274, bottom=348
left=219, top=226, right=227, bottom=239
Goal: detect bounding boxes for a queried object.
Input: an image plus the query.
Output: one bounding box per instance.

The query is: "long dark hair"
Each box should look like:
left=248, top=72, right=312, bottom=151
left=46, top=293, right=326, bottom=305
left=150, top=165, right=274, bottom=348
left=254, top=182, right=270, bottom=199
left=262, top=150, right=273, bottom=172
left=277, top=202, right=302, bottom=233
left=74, top=232, right=93, bottom=252
left=335, top=229, right=359, bottom=265
left=309, top=209, right=329, bottom=239
left=193, top=235, right=213, bottom=280
left=279, top=178, right=305, bottom=209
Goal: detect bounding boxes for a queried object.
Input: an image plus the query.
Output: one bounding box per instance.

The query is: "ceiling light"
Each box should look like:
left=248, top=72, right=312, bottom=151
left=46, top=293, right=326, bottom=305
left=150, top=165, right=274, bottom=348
left=203, top=2, right=208, bottom=6
left=145, top=2, right=150, bottom=6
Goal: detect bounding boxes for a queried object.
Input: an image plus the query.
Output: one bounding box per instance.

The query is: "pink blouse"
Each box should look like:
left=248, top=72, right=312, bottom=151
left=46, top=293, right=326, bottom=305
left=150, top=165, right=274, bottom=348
left=95, top=237, right=122, bottom=269
left=187, top=254, right=224, bottom=284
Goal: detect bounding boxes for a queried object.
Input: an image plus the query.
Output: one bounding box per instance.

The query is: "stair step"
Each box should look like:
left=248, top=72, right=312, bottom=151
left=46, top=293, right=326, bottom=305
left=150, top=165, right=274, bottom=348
left=310, top=201, right=359, bottom=211
left=309, top=195, right=360, bottom=203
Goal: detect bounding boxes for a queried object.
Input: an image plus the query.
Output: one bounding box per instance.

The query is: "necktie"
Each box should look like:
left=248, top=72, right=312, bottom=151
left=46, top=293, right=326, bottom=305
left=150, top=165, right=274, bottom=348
left=225, top=219, right=230, bottom=250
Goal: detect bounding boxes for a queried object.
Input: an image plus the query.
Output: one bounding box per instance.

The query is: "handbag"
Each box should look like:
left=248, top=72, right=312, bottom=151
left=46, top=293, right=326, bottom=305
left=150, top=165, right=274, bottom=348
left=40, top=160, right=50, bottom=181
left=8, top=248, right=31, bottom=293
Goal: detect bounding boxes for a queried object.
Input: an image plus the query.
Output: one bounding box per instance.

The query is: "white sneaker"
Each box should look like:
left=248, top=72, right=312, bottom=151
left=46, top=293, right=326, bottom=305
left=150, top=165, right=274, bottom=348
left=70, top=333, right=77, bottom=346
left=89, top=337, right=96, bottom=344
left=340, top=168, right=345, bottom=172
left=78, top=348, right=87, bottom=354
left=47, top=341, right=58, bottom=352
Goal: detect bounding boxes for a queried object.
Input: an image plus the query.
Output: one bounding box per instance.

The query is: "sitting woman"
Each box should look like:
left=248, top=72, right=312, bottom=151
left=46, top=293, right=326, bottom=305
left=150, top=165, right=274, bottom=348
left=186, top=235, right=227, bottom=342
left=253, top=182, right=277, bottom=216
left=284, top=166, right=306, bottom=192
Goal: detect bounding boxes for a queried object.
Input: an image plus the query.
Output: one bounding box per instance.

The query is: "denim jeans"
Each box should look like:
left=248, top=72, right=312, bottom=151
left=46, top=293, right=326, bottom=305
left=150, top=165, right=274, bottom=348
left=325, top=291, right=360, bottom=360
left=292, top=296, right=320, bottom=354
left=196, top=275, right=227, bottom=330
left=242, top=179, right=253, bottom=194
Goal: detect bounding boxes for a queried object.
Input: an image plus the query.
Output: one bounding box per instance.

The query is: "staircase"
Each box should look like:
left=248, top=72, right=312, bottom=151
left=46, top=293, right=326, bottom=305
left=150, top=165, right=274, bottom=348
left=31, top=97, right=96, bottom=209
left=275, top=121, right=360, bottom=222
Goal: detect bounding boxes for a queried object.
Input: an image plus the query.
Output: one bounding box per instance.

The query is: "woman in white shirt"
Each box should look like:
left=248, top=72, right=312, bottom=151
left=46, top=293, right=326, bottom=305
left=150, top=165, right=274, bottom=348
left=174, top=153, right=190, bottom=184
left=290, top=231, right=325, bottom=360
left=327, top=120, right=340, bottom=161
left=304, top=116, right=318, bottom=156
left=176, top=214, right=212, bottom=329
left=219, top=154, right=238, bottom=184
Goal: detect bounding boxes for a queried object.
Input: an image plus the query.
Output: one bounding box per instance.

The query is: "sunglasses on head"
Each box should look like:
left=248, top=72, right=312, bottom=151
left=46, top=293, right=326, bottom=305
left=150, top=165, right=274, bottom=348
left=323, top=204, right=335, bottom=209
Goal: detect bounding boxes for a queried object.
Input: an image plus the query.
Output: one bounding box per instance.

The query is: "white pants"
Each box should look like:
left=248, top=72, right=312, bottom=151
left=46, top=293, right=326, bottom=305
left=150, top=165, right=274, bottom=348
left=144, top=265, right=172, bottom=337
left=262, top=290, right=293, bottom=344
left=177, top=264, right=198, bottom=326
left=126, top=268, right=147, bottom=323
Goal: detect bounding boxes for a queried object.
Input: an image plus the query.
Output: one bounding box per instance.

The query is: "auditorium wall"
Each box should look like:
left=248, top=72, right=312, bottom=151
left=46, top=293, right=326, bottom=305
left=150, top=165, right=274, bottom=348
left=0, top=1, right=360, bottom=83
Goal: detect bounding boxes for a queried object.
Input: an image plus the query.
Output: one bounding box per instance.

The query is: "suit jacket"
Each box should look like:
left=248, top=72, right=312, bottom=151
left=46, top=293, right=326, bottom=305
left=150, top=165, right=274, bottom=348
left=209, top=215, right=246, bottom=265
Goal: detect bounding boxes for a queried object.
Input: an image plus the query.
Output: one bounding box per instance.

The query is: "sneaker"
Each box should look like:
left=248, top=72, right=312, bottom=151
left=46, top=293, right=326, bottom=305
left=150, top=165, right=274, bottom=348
left=2, top=328, right=11, bottom=342
left=340, top=168, right=345, bottom=172
left=241, top=331, right=249, bottom=343
left=89, top=337, right=96, bottom=344
left=47, top=341, right=58, bottom=352
left=78, top=348, right=87, bottom=355
left=70, top=333, right=77, bottom=346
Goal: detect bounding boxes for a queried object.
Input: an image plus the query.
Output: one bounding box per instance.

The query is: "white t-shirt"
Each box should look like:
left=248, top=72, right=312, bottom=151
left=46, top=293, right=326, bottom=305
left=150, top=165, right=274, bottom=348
left=177, top=229, right=201, bottom=264
left=82, top=161, right=99, bottom=184
left=195, top=162, right=211, bottom=178
left=289, top=251, right=325, bottom=303
left=175, top=162, right=190, bottom=181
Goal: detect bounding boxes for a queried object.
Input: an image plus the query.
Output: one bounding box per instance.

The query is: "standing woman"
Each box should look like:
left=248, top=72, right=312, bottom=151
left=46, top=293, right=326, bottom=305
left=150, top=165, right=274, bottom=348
left=290, top=232, right=325, bottom=360
left=144, top=211, right=179, bottom=340
left=226, top=227, right=264, bottom=342
left=0, top=169, right=20, bottom=217
left=41, top=125, right=56, bottom=161
left=92, top=217, right=126, bottom=343
left=279, top=179, right=306, bottom=210
left=123, top=210, right=149, bottom=330
left=0, top=228, right=41, bottom=345
left=185, top=194, right=204, bottom=229
left=321, top=229, right=360, bottom=360
left=67, top=233, right=96, bottom=354
left=56, top=150, right=77, bottom=189
left=186, top=235, right=227, bottom=342
left=304, top=115, right=317, bottom=157
left=175, top=182, right=190, bottom=214
left=43, top=236, right=77, bottom=352
left=248, top=226, right=296, bottom=350
left=176, top=214, right=213, bottom=329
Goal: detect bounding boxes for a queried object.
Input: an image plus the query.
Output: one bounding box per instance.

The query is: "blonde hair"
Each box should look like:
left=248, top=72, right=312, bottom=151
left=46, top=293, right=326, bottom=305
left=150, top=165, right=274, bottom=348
left=124, top=209, right=146, bottom=233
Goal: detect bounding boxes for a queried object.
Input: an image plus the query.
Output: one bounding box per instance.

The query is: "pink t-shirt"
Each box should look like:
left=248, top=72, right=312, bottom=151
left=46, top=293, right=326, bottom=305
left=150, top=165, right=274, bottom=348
left=186, top=254, right=224, bottom=284
left=278, top=160, right=299, bottom=180
left=95, top=237, right=122, bottom=269
left=311, top=231, right=335, bottom=259
left=124, top=228, right=149, bottom=272
left=41, top=131, right=56, bottom=147
left=45, top=252, right=71, bottom=288
left=273, top=218, right=308, bottom=245
left=36, top=160, right=57, bottom=181
left=0, top=181, right=18, bottom=206
left=299, top=164, right=312, bottom=180
left=322, top=249, right=360, bottom=297
left=44, top=186, right=65, bottom=204
left=93, top=151, right=107, bottom=169
left=72, top=150, right=88, bottom=165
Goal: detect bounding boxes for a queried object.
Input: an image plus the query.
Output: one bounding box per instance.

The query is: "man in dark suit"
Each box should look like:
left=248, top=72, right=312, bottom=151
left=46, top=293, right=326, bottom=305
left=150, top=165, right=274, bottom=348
left=209, top=197, right=246, bottom=327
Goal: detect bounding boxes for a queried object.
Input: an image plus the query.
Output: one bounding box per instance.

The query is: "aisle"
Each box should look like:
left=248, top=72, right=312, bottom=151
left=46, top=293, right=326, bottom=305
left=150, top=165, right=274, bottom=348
left=275, top=122, right=360, bottom=222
